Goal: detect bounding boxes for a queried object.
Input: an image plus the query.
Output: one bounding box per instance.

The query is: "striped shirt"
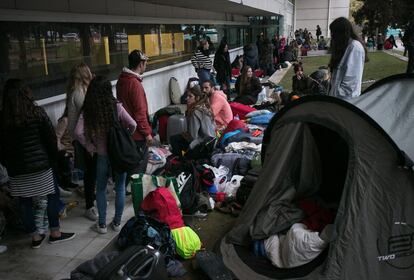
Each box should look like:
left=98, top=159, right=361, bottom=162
left=191, top=49, right=213, bottom=70
left=9, top=168, right=55, bottom=197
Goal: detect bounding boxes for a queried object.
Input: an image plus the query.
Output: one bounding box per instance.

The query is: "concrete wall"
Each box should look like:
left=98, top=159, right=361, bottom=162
left=295, top=0, right=350, bottom=38
left=38, top=48, right=243, bottom=126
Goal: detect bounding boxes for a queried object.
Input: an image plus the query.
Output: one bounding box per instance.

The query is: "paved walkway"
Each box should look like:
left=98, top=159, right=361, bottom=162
left=0, top=188, right=135, bottom=280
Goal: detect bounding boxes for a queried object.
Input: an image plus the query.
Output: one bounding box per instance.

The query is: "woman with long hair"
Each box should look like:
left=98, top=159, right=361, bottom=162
left=66, top=62, right=98, bottom=221
left=0, top=79, right=75, bottom=248
left=213, top=41, right=232, bottom=93
left=234, top=66, right=263, bottom=105
left=75, top=76, right=136, bottom=233
left=170, top=85, right=216, bottom=158
left=329, top=17, right=368, bottom=100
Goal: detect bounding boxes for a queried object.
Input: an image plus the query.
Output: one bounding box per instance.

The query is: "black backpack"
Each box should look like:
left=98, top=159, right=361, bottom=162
left=107, top=104, right=141, bottom=173
left=117, top=213, right=176, bottom=263
left=179, top=167, right=200, bottom=215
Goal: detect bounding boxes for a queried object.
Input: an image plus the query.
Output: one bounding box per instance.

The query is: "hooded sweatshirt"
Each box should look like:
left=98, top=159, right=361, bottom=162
left=116, top=67, right=151, bottom=141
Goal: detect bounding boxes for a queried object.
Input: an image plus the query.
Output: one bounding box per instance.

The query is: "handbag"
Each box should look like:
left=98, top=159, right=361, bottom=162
left=130, top=174, right=181, bottom=216
left=107, top=104, right=141, bottom=173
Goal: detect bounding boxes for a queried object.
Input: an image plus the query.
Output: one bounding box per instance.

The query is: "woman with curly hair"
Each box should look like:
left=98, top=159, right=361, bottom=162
left=75, top=76, right=136, bottom=234
left=66, top=62, right=98, bottom=221
left=170, top=85, right=216, bottom=158
left=0, top=79, right=75, bottom=248
left=234, top=65, right=263, bottom=105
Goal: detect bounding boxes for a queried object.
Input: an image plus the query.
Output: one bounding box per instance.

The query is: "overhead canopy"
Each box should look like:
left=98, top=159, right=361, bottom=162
left=132, top=0, right=278, bottom=16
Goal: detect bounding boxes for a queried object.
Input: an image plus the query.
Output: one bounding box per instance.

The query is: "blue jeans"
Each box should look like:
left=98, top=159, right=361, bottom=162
left=197, top=69, right=211, bottom=85
left=19, top=191, right=60, bottom=236
left=96, top=155, right=126, bottom=225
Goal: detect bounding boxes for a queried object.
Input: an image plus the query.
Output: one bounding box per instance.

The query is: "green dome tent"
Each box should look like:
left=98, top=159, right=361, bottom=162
left=220, top=86, right=414, bottom=279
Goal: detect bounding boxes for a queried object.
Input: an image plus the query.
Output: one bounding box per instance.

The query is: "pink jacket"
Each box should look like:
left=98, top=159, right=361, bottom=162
left=210, top=90, right=233, bottom=128
left=75, top=103, right=136, bottom=155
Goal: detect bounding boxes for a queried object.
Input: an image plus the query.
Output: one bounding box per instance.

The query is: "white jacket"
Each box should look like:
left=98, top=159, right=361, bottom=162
left=329, top=39, right=365, bottom=100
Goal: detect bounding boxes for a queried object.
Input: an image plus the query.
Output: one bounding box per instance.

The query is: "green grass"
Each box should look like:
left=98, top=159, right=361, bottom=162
left=278, top=52, right=407, bottom=92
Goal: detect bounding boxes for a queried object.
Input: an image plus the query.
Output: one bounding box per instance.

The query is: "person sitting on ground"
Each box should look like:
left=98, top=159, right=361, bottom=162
left=202, top=80, right=233, bottom=130
left=384, top=35, right=398, bottom=50
left=318, top=36, right=328, bottom=50
left=301, top=40, right=311, bottom=56
left=181, top=77, right=199, bottom=104
left=170, top=85, right=216, bottom=158
left=75, top=76, right=137, bottom=234
left=280, top=46, right=296, bottom=62
left=234, top=66, right=263, bottom=105
left=292, top=63, right=309, bottom=95
left=0, top=79, right=75, bottom=248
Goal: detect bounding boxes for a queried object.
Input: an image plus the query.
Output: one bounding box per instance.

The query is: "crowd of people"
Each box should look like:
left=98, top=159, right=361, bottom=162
left=0, top=16, right=411, bottom=258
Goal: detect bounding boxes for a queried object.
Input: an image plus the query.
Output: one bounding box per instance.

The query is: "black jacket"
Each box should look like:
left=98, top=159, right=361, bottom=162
left=0, top=108, right=58, bottom=177
left=213, top=51, right=231, bottom=84
left=243, top=44, right=259, bottom=70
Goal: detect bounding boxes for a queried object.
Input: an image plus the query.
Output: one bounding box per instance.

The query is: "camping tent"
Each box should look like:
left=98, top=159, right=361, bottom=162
left=352, top=73, right=414, bottom=163
left=220, top=94, right=414, bottom=279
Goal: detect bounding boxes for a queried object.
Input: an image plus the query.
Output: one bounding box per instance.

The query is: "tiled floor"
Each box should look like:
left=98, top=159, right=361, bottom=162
left=0, top=189, right=135, bottom=280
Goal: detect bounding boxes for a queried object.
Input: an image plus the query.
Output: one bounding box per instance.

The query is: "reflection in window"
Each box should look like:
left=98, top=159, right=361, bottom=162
left=0, top=22, right=251, bottom=100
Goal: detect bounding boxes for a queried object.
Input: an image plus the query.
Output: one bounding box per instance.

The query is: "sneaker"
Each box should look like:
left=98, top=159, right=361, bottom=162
left=92, top=223, right=107, bottom=234
left=48, top=232, right=76, bottom=244
left=110, top=221, right=121, bottom=232
left=193, top=210, right=208, bottom=218
left=84, top=207, right=98, bottom=221
left=59, top=186, right=72, bottom=197
left=31, top=234, right=46, bottom=249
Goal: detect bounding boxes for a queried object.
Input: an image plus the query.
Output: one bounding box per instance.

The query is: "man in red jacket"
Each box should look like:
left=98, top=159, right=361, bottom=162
left=116, top=50, right=152, bottom=173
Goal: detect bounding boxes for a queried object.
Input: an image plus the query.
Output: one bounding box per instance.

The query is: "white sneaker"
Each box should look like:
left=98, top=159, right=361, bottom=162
left=92, top=223, right=107, bottom=234
left=59, top=187, right=72, bottom=197
left=84, top=207, right=98, bottom=221
left=110, top=221, right=121, bottom=232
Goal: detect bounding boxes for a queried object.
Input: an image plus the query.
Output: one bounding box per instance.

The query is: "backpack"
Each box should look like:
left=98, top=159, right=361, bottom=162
left=141, top=188, right=185, bottom=230
left=169, top=77, right=182, bottom=105
left=117, top=213, right=176, bottom=263
left=178, top=171, right=200, bottom=215
left=107, top=105, right=141, bottom=173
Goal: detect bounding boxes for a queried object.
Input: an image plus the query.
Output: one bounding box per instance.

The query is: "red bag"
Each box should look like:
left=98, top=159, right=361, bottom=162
left=141, top=188, right=185, bottom=229
left=229, top=102, right=256, bottom=119
left=158, top=115, right=169, bottom=143
left=254, top=69, right=265, bottom=78
left=231, top=68, right=241, bottom=77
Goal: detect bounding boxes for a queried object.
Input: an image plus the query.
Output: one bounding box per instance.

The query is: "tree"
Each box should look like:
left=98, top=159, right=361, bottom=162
left=353, top=0, right=414, bottom=34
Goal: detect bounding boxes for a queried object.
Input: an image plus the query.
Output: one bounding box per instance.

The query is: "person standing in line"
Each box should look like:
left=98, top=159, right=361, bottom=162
left=0, top=79, right=75, bottom=248
left=116, top=50, right=152, bottom=174
left=316, top=25, right=322, bottom=41
left=191, top=39, right=213, bottom=84
left=328, top=17, right=368, bottom=100
left=75, top=76, right=136, bottom=233
left=66, top=63, right=98, bottom=221
left=213, top=41, right=232, bottom=95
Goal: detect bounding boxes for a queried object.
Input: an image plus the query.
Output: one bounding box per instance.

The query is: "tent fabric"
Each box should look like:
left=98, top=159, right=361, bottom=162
left=351, top=73, right=414, bottom=163
left=222, top=96, right=414, bottom=279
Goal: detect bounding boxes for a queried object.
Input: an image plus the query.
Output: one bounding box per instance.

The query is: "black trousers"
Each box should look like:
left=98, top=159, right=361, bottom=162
left=74, top=141, right=97, bottom=210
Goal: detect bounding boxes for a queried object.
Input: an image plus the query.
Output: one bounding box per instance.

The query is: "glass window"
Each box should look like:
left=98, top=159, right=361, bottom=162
left=0, top=21, right=250, bottom=100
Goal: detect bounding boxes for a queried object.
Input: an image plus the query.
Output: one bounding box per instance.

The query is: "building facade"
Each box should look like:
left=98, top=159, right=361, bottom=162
left=0, top=0, right=347, bottom=123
